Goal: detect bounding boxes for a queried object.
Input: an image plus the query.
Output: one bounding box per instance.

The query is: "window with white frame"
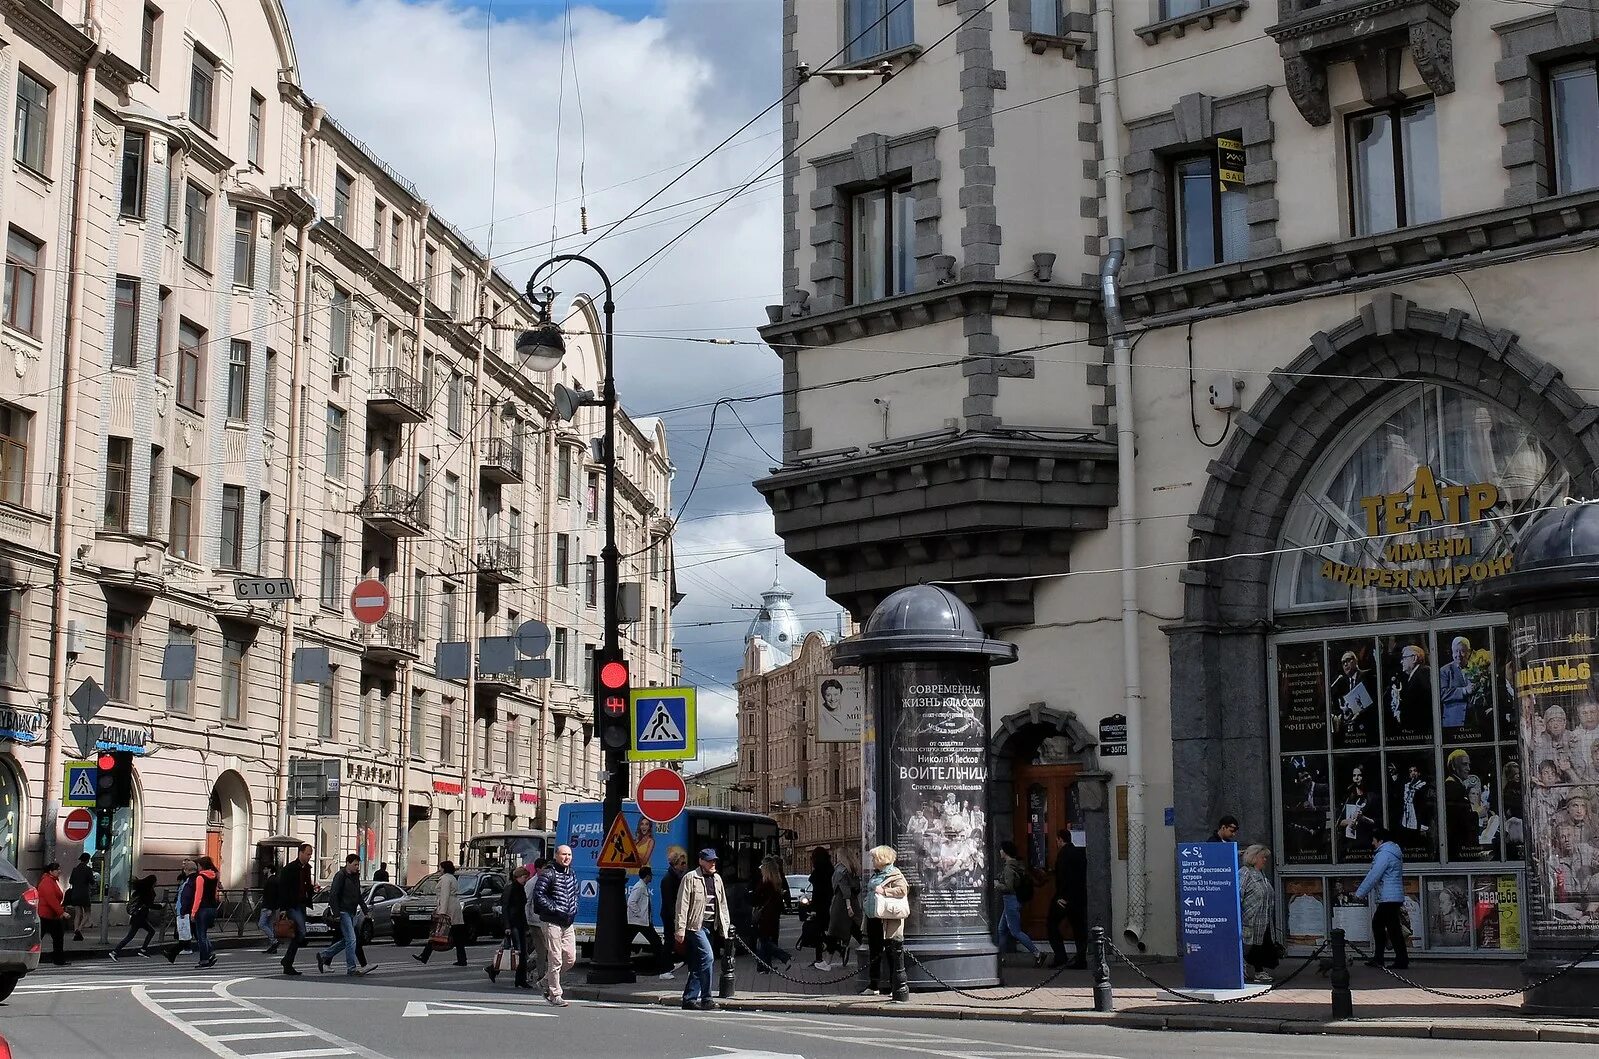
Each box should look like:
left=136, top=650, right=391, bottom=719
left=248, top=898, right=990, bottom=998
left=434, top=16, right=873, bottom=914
left=1347, top=98, right=1440, bottom=236
left=845, top=0, right=913, bottom=62
left=0, top=404, right=28, bottom=508
left=849, top=182, right=915, bottom=304
left=1549, top=60, right=1599, bottom=195
left=13, top=70, right=49, bottom=174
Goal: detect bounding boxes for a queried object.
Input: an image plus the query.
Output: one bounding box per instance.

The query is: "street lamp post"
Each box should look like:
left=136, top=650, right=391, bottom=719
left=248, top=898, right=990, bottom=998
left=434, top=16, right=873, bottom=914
left=516, top=254, right=634, bottom=985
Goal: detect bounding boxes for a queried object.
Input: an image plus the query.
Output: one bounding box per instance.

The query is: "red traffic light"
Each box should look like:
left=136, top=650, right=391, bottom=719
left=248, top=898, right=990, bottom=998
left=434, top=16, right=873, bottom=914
left=599, top=660, right=629, bottom=689
left=97, top=753, right=116, bottom=771
left=603, top=695, right=627, bottom=718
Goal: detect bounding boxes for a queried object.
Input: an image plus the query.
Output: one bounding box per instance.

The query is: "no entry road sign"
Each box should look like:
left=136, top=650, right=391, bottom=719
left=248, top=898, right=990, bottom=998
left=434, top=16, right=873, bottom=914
left=635, top=767, right=688, bottom=824
left=350, top=579, right=390, bottom=625
left=62, top=807, right=93, bottom=842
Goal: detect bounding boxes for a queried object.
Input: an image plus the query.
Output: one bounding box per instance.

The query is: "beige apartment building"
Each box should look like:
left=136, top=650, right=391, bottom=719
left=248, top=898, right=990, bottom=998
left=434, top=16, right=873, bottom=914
left=759, top=0, right=1599, bottom=955
left=0, top=0, right=677, bottom=895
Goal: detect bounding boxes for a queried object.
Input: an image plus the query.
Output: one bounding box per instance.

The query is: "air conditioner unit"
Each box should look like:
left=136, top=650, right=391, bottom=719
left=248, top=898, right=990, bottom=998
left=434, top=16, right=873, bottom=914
left=332, top=356, right=350, bottom=377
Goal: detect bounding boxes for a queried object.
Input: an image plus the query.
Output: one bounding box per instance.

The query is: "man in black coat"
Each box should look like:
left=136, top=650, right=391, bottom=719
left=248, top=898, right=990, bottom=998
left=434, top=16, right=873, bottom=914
left=1047, top=829, right=1089, bottom=969
left=276, top=843, right=315, bottom=975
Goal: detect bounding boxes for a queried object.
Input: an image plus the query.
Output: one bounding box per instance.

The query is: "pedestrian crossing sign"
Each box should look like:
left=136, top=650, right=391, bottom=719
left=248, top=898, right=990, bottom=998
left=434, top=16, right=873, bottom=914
left=629, top=687, right=696, bottom=762
left=579, top=880, right=598, bottom=899
left=62, top=761, right=96, bottom=807
left=596, top=814, right=643, bottom=870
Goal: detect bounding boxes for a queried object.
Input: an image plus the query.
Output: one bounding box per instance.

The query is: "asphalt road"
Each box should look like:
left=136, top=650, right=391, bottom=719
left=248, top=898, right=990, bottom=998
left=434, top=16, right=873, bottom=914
left=3, top=945, right=1590, bottom=1059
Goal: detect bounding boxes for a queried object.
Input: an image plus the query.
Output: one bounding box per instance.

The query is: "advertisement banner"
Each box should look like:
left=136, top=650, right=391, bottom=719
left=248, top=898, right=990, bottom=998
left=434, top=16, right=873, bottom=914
left=883, top=660, right=990, bottom=934
left=1283, top=877, right=1327, bottom=947
left=816, top=673, right=864, bottom=743
left=1424, top=875, right=1472, bottom=948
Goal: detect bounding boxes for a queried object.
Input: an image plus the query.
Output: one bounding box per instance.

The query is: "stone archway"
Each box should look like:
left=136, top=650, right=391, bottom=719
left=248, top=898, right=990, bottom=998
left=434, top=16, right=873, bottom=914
left=1168, top=294, right=1599, bottom=843
left=989, top=704, right=1112, bottom=943
left=210, top=770, right=252, bottom=891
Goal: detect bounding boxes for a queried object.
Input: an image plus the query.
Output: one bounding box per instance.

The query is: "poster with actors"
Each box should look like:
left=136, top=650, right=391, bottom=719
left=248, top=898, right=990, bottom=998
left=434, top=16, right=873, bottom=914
left=1280, top=755, right=1332, bottom=864
left=1437, top=628, right=1496, bottom=745
left=1380, top=635, right=1435, bottom=745
left=1385, top=749, right=1437, bottom=861
left=1500, top=745, right=1525, bottom=862
left=1425, top=875, right=1472, bottom=948
left=816, top=673, right=864, bottom=743
left=1277, top=642, right=1329, bottom=754
left=1443, top=746, right=1502, bottom=862
left=1328, top=638, right=1380, bottom=750
left=1334, top=754, right=1380, bottom=864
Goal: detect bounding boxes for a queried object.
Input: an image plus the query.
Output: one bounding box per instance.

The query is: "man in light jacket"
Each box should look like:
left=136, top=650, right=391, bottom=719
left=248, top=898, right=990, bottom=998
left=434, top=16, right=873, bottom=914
left=531, top=845, right=578, bottom=1007
left=1354, top=828, right=1408, bottom=969
left=627, top=865, right=669, bottom=974
left=672, top=848, right=730, bottom=1012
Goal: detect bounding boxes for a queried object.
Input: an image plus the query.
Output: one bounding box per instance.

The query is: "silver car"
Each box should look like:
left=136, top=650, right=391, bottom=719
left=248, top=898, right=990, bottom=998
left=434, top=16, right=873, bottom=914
left=305, top=880, right=408, bottom=945
left=0, top=856, right=41, bottom=1002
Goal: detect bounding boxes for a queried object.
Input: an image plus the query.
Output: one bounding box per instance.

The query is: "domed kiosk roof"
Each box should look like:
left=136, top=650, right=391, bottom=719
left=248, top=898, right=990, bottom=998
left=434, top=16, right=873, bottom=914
left=1475, top=501, right=1599, bottom=610
left=833, top=585, right=1018, bottom=665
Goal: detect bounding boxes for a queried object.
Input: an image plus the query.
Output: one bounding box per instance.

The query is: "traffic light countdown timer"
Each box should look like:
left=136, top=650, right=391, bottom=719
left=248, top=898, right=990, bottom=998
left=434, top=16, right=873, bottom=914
left=595, top=650, right=631, bottom=751
left=95, top=751, right=134, bottom=845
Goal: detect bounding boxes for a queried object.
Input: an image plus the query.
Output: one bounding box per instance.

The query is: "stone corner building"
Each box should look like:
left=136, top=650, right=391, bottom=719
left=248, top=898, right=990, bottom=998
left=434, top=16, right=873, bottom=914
left=0, top=0, right=678, bottom=896
left=759, top=0, right=1599, bottom=956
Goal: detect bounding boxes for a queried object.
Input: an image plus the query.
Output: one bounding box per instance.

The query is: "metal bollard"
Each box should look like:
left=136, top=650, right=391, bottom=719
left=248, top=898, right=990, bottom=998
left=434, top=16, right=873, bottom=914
left=719, top=936, right=737, bottom=998
left=1091, top=927, right=1114, bottom=1013
left=1329, top=928, right=1352, bottom=1019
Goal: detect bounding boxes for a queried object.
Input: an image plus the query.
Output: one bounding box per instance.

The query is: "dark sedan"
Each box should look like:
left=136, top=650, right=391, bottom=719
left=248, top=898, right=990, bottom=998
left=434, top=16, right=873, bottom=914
left=387, top=871, right=506, bottom=945
left=0, top=857, right=40, bottom=1002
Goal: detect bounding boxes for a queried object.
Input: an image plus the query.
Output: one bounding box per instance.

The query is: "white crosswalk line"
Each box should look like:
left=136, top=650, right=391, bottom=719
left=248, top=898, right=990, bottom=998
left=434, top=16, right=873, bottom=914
left=248, top=1051, right=350, bottom=1059
left=188, top=1018, right=280, bottom=1026
left=211, top=1031, right=315, bottom=1043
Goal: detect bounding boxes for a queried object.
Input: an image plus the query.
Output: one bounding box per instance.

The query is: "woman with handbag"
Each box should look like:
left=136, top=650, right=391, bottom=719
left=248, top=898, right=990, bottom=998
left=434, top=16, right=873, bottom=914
left=752, top=857, right=792, bottom=973
left=413, top=861, right=468, bottom=966
left=863, top=845, right=910, bottom=1002
left=1240, top=844, right=1281, bottom=984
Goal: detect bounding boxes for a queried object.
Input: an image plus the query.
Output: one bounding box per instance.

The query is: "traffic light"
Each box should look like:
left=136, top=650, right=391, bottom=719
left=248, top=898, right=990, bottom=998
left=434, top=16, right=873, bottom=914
left=594, top=649, right=631, bottom=751
left=95, top=751, right=134, bottom=810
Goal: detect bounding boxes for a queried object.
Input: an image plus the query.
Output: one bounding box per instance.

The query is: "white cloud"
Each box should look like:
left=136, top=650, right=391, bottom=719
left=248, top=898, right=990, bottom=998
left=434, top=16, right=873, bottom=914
left=284, top=0, right=832, bottom=734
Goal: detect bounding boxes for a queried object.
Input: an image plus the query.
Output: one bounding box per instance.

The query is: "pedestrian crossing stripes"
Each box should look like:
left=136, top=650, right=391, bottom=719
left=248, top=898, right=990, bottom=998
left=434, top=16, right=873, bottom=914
left=132, top=977, right=393, bottom=1059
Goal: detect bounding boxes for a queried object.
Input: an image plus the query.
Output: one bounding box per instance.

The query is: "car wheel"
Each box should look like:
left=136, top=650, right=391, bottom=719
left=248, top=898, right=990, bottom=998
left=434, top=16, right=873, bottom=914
left=0, top=974, right=18, bottom=1003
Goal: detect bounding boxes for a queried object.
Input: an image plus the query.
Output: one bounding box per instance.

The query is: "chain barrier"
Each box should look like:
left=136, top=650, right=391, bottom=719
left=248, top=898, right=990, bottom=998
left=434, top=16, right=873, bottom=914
left=1104, top=940, right=1330, bottom=1005
left=732, top=932, right=865, bottom=987
left=1346, top=938, right=1599, bottom=1001
left=903, top=949, right=1076, bottom=1003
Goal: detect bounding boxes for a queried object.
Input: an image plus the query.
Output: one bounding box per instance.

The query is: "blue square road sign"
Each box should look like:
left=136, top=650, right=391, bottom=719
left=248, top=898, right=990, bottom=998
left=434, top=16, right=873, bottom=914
left=630, top=687, right=696, bottom=761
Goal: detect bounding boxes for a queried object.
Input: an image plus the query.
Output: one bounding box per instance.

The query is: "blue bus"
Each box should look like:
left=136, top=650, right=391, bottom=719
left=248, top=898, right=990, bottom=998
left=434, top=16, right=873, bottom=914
left=555, top=801, right=781, bottom=950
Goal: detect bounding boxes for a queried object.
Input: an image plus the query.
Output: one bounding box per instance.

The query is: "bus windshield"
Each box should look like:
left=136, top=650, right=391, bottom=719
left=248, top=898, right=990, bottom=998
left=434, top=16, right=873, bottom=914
left=465, top=831, right=549, bottom=871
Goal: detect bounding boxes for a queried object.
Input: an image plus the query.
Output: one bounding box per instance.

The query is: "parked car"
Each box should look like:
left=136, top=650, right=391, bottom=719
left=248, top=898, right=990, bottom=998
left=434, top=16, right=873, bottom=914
left=305, top=880, right=408, bottom=945
left=785, top=873, right=813, bottom=918
left=0, top=856, right=41, bottom=1002
left=387, top=870, right=506, bottom=945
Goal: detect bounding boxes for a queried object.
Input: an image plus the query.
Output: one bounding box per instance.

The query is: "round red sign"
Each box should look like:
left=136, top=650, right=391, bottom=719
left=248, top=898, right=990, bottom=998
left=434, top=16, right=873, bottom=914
left=62, top=807, right=93, bottom=842
left=635, top=767, right=688, bottom=824
left=349, top=579, right=390, bottom=625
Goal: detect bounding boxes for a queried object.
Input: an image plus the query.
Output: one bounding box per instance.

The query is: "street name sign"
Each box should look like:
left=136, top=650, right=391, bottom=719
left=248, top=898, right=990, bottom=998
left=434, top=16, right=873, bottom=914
left=235, top=577, right=295, bottom=601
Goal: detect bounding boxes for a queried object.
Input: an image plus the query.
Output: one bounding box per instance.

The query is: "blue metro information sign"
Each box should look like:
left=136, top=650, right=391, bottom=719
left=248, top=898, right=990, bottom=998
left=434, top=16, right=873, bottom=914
left=1178, top=841, right=1245, bottom=991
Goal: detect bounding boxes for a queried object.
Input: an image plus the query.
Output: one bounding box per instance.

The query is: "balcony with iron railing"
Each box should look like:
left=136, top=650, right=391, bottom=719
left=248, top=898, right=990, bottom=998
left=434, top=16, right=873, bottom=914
left=356, top=612, right=420, bottom=661
left=368, top=365, right=428, bottom=423
left=358, top=484, right=428, bottom=538
left=481, top=434, right=527, bottom=485
left=475, top=538, right=522, bottom=585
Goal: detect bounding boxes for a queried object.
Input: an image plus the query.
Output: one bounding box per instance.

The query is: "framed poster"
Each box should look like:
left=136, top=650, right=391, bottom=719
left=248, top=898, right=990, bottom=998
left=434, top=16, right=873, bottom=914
left=1331, top=878, right=1371, bottom=944
left=1277, top=642, right=1328, bottom=753
left=1424, top=875, right=1472, bottom=948
left=1328, top=638, right=1379, bottom=750
left=1283, top=877, right=1327, bottom=947
left=1437, top=628, right=1495, bottom=745
left=816, top=673, right=864, bottom=743
left=1280, top=755, right=1332, bottom=864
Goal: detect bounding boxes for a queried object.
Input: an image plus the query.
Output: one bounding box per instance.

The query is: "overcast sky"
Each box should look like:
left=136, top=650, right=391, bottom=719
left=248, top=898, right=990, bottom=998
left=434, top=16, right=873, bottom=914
left=283, top=0, right=839, bottom=767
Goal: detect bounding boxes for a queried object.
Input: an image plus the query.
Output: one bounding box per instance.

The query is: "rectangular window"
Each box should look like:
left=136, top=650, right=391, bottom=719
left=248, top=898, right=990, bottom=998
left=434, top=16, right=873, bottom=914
left=247, top=92, right=265, bottom=169
left=183, top=182, right=210, bottom=268
left=390, top=217, right=404, bottom=272
left=4, top=229, right=42, bottom=337
left=324, top=404, right=346, bottom=477
left=1172, top=152, right=1248, bottom=271
left=650, top=607, right=660, bottom=652
left=189, top=46, right=216, bottom=131
left=553, top=629, right=569, bottom=684
left=410, top=692, right=425, bottom=757
left=1550, top=61, right=1599, bottom=195
left=227, top=340, right=250, bottom=420
left=440, top=704, right=454, bottom=765
left=850, top=184, right=915, bottom=304
left=221, top=635, right=246, bottom=722
left=120, top=130, right=147, bottom=219
left=373, top=202, right=386, bottom=259
left=155, top=287, right=169, bottom=378
left=1348, top=98, right=1440, bottom=236
left=319, top=532, right=341, bottom=608
left=447, top=371, right=465, bottom=434
left=233, top=210, right=256, bottom=288
left=444, top=472, right=461, bottom=534
left=165, top=623, right=192, bottom=714
left=220, top=484, right=244, bottom=568
left=177, top=320, right=204, bottom=411
left=141, top=5, right=160, bottom=78
left=846, top=0, right=914, bottom=62
left=103, top=437, right=132, bottom=532
left=256, top=491, right=270, bottom=573
left=147, top=446, right=163, bottom=536
left=1161, top=0, right=1222, bottom=16
left=424, top=245, right=437, bottom=300
left=412, top=568, right=427, bottom=638
left=586, top=472, right=599, bottom=523
left=584, top=556, right=597, bottom=608
left=449, top=269, right=464, bottom=317
left=318, top=672, right=336, bottom=740
left=14, top=70, right=49, bottom=174
left=105, top=611, right=136, bottom=702
left=334, top=169, right=353, bottom=234
left=650, top=538, right=663, bottom=579
left=0, top=590, right=16, bottom=687
left=554, top=533, right=570, bottom=587
left=0, top=404, right=28, bottom=508
left=1029, top=0, right=1062, bottom=34
left=331, top=286, right=350, bottom=364
left=507, top=719, right=519, bottom=774
left=169, top=470, right=196, bottom=558
left=582, top=644, right=596, bottom=695
left=440, top=582, right=458, bottom=641
left=112, top=277, right=140, bottom=368
left=557, top=447, right=572, bottom=499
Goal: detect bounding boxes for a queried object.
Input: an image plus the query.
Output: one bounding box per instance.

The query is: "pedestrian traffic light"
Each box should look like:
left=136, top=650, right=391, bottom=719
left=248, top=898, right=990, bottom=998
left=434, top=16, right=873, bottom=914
left=594, top=649, right=631, bottom=751
left=95, top=751, right=134, bottom=810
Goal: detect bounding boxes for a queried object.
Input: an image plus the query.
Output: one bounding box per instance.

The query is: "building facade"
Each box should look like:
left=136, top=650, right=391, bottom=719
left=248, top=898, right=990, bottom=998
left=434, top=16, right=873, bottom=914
left=0, top=0, right=677, bottom=894
left=759, top=0, right=1599, bottom=954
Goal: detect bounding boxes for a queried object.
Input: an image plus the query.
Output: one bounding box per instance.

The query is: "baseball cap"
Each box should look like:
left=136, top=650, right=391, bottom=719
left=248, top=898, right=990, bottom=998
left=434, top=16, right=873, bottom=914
left=698, top=848, right=719, bottom=861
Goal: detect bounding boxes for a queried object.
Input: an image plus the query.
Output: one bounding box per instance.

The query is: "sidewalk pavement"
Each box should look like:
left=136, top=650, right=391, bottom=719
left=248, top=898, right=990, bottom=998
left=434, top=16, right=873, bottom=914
left=555, top=952, right=1599, bottom=1044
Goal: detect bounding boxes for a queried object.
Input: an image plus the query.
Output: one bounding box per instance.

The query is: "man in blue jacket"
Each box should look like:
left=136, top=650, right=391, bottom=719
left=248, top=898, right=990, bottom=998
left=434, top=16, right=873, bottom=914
left=532, top=844, right=578, bottom=1007
left=1354, top=828, right=1408, bottom=969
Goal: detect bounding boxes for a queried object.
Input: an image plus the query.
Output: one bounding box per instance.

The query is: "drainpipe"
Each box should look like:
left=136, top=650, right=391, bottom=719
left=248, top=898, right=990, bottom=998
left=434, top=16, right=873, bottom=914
left=41, top=8, right=103, bottom=867
left=276, top=102, right=324, bottom=836
left=1094, top=0, right=1147, bottom=951
left=460, top=277, right=487, bottom=856
left=395, top=202, right=429, bottom=880
left=535, top=417, right=557, bottom=827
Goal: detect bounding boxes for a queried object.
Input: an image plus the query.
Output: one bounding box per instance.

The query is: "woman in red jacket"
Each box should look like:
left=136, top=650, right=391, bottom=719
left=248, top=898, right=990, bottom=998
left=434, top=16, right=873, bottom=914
left=37, top=861, right=68, bottom=966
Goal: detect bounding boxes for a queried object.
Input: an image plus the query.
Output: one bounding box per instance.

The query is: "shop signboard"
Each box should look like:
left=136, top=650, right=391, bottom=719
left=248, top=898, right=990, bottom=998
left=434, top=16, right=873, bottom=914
left=1178, top=842, right=1245, bottom=991
left=0, top=706, right=42, bottom=745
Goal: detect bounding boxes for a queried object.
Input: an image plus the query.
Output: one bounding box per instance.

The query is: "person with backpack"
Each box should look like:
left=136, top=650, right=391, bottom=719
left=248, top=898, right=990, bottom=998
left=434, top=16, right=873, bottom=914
left=109, top=870, right=158, bottom=959
left=188, top=855, right=221, bottom=969
left=995, top=841, right=1045, bottom=966
left=316, top=855, right=369, bottom=976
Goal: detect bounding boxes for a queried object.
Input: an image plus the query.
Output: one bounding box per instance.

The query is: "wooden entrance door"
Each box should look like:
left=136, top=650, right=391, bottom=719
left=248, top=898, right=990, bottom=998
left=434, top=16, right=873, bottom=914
left=1013, top=763, right=1081, bottom=940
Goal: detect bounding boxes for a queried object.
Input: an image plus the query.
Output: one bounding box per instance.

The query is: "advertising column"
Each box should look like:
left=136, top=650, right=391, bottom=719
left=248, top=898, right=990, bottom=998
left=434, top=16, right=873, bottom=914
left=835, top=585, right=1017, bottom=991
